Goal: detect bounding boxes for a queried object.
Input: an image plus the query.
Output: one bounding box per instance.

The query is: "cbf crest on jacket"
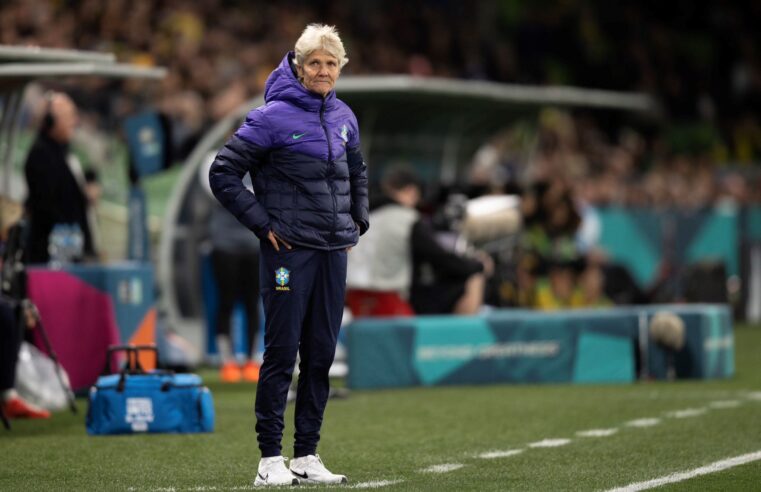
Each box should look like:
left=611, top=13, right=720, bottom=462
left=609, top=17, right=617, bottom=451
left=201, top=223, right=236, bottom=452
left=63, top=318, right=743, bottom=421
left=209, top=51, right=369, bottom=250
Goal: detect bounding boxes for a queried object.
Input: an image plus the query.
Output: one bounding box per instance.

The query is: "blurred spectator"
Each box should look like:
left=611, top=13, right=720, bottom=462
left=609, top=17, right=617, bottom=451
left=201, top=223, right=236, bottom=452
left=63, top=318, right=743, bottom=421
left=521, top=179, right=581, bottom=262
left=200, top=157, right=261, bottom=383
left=578, top=261, right=613, bottom=308
left=23, top=92, right=96, bottom=264
left=534, top=260, right=584, bottom=310
left=208, top=200, right=261, bottom=383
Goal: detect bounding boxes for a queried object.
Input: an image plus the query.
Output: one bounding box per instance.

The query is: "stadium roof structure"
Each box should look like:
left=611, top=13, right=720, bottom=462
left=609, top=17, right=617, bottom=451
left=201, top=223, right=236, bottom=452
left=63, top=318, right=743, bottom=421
left=337, top=75, right=656, bottom=110
left=0, top=45, right=115, bottom=63
left=0, top=45, right=166, bottom=208
left=158, top=76, right=659, bottom=351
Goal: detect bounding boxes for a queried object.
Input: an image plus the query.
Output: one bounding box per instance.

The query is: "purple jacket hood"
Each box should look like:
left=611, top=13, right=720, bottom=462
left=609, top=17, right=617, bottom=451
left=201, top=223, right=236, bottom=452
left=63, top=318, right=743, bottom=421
left=264, top=51, right=337, bottom=112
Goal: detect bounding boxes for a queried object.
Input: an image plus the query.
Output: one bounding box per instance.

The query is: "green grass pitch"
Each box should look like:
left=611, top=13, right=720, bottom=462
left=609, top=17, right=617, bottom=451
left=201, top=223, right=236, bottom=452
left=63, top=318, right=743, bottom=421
left=3, top=324, right=761, bottom=491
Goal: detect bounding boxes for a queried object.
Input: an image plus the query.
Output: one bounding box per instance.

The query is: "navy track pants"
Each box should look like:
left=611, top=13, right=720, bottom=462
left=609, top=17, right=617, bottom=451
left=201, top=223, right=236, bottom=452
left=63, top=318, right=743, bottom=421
left=254, top=241, right=347, bottom=458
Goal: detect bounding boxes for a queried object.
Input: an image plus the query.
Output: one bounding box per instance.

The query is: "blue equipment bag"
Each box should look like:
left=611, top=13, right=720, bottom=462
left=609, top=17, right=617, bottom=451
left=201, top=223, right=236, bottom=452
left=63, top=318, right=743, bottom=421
left=87, top=345, right=215, bottom=435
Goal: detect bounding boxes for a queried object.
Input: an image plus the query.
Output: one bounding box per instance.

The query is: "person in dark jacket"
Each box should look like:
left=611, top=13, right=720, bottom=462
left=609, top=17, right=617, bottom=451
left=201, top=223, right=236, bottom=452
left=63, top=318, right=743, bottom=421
left=209, top=24, right=368, bottom=487
left=23, top=92, right=95, bottom=264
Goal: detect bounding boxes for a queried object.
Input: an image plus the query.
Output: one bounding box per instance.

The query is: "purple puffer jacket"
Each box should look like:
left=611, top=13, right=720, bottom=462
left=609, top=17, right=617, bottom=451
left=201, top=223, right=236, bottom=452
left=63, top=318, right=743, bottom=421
left=209, top=51, right=369, bottom=250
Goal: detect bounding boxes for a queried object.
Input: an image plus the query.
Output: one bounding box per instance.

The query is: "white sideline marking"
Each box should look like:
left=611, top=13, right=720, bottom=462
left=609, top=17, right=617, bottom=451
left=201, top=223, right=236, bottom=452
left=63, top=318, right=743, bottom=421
left=744, top=391, right=761, bottom=401
left=528, top=438, right=571, bottom=448
left=477, top=449, right=524, bottom=459
left=604, top=450, right=761, bottom=492
left=577, top=428, right=619, bottom=438
left=350, top=480, right=405, bottom=489
left=665, top=408, right=707, bottom=419
left=186, top=487, right=252, bottom=491
left=709, top=400, right=741, bottom=409
left=419, top=463, right=464, bottom=473
left=625, top=418, right=660, bottom=428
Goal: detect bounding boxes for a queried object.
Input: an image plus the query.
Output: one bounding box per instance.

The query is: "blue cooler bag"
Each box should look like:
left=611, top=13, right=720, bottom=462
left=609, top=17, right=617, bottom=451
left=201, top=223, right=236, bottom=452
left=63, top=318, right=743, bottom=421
left=87, top=345, right=215, bottom=435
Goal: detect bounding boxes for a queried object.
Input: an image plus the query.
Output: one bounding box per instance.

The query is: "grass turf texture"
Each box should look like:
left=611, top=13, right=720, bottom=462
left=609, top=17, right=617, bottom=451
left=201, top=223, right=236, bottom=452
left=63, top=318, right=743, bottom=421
left=3, top=324, right=761, bottom=491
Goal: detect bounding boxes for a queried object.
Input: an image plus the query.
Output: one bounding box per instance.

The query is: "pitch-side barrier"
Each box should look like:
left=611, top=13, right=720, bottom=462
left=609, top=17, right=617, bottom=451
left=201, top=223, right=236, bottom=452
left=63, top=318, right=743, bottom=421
left=347, top=304, right=733, bottom=389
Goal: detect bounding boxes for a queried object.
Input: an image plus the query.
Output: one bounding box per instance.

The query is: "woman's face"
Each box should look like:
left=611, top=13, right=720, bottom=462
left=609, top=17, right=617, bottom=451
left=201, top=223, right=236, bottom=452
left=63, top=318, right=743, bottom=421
left=297, top=49, right=340, bottom=97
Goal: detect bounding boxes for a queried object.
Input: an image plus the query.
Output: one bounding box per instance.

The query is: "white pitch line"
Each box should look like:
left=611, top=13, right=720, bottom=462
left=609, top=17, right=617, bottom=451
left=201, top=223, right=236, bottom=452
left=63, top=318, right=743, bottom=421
left=181, top=487, right=254, bottom=491
left=528, top=438, right=571, bottom=448
left=709, top=400, right=741, bottom=409
left=419, top=463, right=464, bottom=473
left=665, top=408, right=707, bottom=419
left=744, top=391, right=761, bottom=401
left=576, top=428, right=619, bottom=438
left=477, top=449, right=524, bottom=459
left=604, top=450, right=761, bottom=492
left=624, top=418, right=660, bottom=428
left=350, top=480, right=405, bottom=489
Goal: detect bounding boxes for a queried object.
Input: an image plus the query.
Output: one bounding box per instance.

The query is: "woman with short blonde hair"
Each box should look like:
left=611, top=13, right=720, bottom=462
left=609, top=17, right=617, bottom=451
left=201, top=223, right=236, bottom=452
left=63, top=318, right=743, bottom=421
left=210, top=23, right=368, bottom=487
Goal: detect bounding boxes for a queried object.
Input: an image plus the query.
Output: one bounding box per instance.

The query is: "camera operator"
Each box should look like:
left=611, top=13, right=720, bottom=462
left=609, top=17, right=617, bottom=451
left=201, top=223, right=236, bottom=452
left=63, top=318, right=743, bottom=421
left=347, top=166, right=492, bottom=316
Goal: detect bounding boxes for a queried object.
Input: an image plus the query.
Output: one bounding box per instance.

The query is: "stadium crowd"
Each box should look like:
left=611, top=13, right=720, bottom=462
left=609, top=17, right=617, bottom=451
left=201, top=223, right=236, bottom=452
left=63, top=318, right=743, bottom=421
left=2, top=0, right=760, bottom=160
left=469, top=108, right=761, bottom=209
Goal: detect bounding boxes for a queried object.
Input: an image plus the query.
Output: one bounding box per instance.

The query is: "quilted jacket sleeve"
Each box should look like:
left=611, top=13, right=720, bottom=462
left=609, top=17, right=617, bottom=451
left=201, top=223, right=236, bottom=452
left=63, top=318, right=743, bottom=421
left=209, top=110, right=272, bottom=239
left=346, top=145, right=369, bottom=236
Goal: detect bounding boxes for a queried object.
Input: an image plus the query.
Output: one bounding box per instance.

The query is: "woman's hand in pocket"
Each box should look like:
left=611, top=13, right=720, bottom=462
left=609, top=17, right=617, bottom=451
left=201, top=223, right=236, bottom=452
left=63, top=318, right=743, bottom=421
left=267, top=230, right=292, bottom=252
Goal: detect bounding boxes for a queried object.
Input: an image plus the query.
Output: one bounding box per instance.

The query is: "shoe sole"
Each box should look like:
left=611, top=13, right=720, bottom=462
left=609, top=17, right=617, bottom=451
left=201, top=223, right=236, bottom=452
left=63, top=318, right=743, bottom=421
left=254, top=477, right=300, bottom=487
left=291, top=476, right=347, bottom=485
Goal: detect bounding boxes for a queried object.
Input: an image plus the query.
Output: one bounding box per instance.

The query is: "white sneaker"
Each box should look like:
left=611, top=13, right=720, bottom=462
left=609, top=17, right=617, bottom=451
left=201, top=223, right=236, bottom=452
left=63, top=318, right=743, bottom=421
left=254, top=456, right=300, bottom=487
left=289, top=454, right=348, bottom=484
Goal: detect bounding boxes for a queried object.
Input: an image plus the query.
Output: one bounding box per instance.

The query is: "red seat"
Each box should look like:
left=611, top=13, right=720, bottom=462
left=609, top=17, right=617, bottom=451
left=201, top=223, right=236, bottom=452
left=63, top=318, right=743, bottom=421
left=346, top=289, right=415, bottom=318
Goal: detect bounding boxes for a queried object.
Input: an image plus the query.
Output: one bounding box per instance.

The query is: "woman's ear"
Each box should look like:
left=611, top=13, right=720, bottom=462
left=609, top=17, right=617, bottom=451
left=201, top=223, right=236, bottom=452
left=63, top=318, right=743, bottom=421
left=295, top=63, right=304, bottom=80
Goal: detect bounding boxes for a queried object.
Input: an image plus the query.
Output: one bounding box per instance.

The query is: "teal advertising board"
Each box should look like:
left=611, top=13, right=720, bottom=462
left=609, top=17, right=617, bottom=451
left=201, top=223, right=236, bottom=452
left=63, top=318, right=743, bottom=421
left=347, top=305, right=733, bottom=389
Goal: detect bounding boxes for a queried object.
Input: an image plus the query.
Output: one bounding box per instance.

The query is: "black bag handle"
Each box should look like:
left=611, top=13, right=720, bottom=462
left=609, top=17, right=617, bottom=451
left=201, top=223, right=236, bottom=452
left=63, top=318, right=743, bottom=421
left=103, top=344, right=160, bottom=376
left=102, top=344, right=176, bottom=393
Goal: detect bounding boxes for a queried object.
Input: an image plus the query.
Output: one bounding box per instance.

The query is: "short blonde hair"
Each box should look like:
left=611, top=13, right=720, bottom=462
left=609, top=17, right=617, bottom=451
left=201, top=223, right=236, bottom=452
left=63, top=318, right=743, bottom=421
left=294, top=24, right=349, bottom=69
